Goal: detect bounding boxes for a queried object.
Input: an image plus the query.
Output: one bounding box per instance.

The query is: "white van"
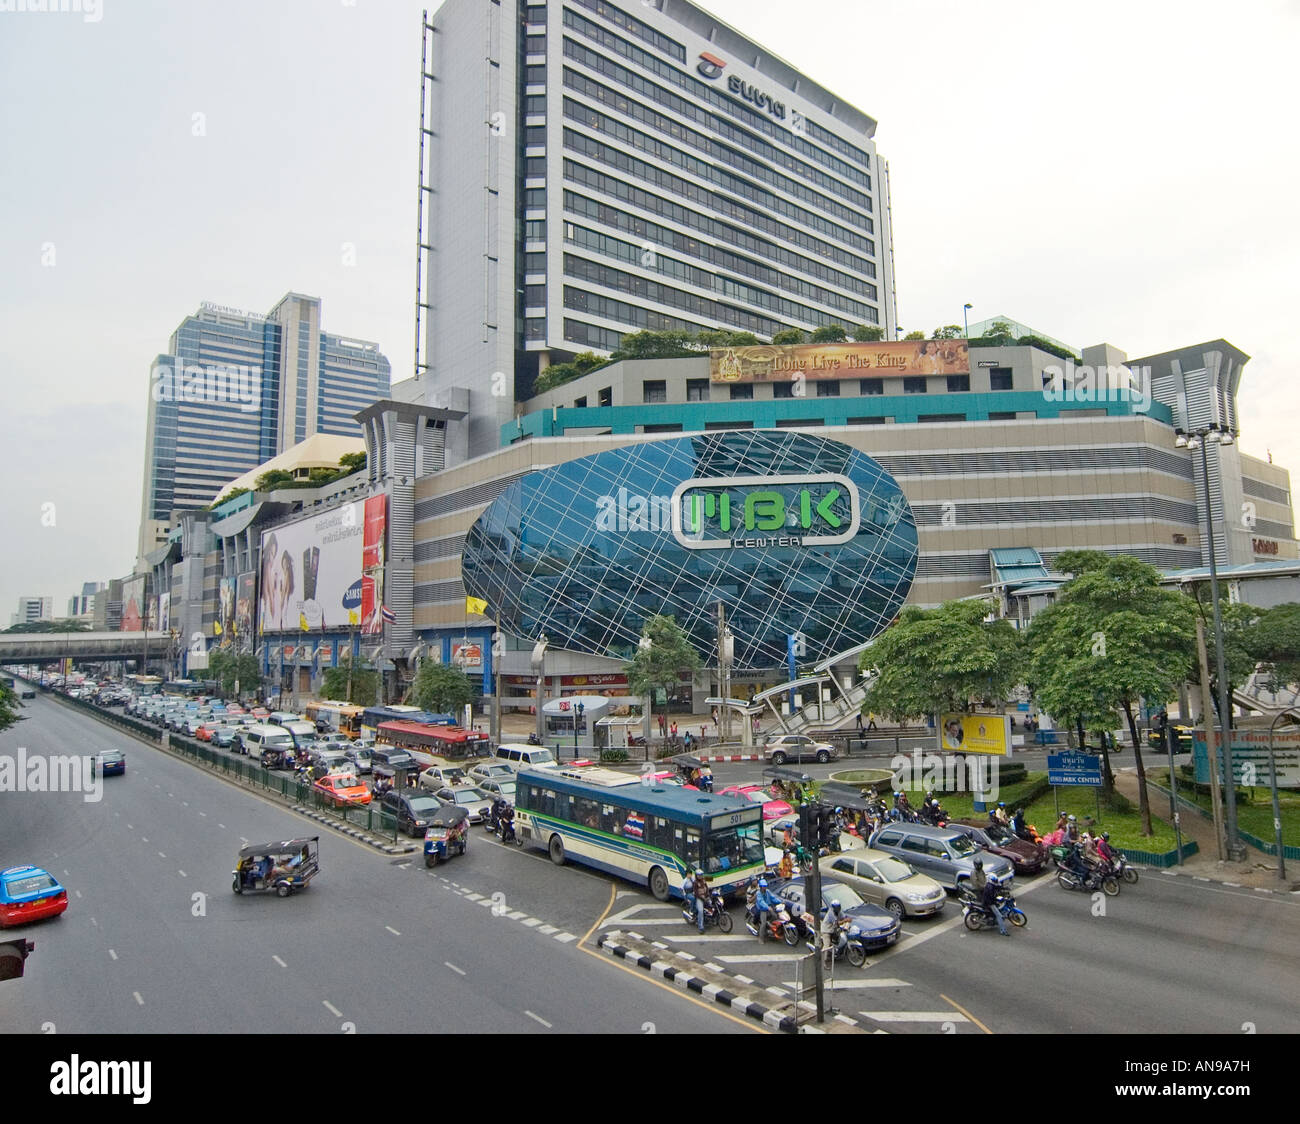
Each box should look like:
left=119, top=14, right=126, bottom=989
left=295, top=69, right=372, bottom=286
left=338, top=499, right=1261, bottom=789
left=491, top=743, right=558, bottom=773
left=240, top=724, right=295, bottom=758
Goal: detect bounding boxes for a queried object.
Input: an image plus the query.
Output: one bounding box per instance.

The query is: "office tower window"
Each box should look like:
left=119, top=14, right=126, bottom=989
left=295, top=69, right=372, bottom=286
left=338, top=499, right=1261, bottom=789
left=903, top=377, right=927, bottom=394
left=643, top=380, right=667, bottom=403
left=523, top=187, right=546, bottom=208
left=816, top=381, right=841, bottom=397
left=525, top=220, right=546, bottom=242
left=947, top=375, right=970, bottom=392
left=729, top=384, right=753, bottom=400
left=525, top=94, right=547, bottom=114
left=525, top=65, right=546, bottom=84
left=860, top=378, right=883, bottom=395
left=525, top=318, right=547, bottom=340
left=524, top=252, right=546, bottom=273
left=525, top=125, right=546, bottom=147
left=772, top=381, right=795, bottom=399
left=990, top=368, right=1013, bottom=390
left=686, top=379, right=709, bottom=401
left=525, top=34, right=546, bottom=55
left=524, top=5, right=546, bottom=26
left=524, top=284, right=546, bottom=306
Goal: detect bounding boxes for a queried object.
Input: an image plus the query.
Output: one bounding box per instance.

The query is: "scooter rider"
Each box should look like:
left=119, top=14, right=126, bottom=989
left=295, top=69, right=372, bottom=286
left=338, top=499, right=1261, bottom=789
left=1096, top=831, right=1116, bottom=866
left=682, top=869, right=707, bottom=932
left=753, top=878, right=788, bottom=942
left=1009, top=806, right=1031, bottom=840
left=980, top=873, right=1010, bottom=935
left=820, top=900, right=848, bottom=965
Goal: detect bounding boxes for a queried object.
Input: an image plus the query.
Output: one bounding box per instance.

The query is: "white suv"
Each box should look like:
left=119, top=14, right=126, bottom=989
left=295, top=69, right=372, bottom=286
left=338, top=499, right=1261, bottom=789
left=764, top=734, right=838, bottom=765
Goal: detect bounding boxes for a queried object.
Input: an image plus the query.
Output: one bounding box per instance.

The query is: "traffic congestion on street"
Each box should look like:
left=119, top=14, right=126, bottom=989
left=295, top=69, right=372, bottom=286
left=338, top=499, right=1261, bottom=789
left=3, top=672, right=1298, bottom=1041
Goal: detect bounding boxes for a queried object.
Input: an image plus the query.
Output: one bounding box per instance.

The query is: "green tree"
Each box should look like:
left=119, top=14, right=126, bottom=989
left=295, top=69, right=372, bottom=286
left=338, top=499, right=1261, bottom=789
left=624, top=614, right=701, bottom=736
left=411, top=661, right=475, bottom=714
left=694, top=329, right=760, bottom=348
left=338, top=451, right=367, bottom=474
left=1052, top=550, right=1112, bottom=577
left=1246, top=601, right=1300, bottom=691
left=852, top=325, right=885, bottom=342
left=771, top=328, right=806, bottom=345
left=3, top=618, right=92, bottom=634
left=208, top=648, right=262, bottom=701
left=608, top=329, right=699, bottom=360
left=810, top=323, right=848, bottom=343
left=320, top=657, right=379, bottom=706
left=902, top=330, right=925, bottom=341
left=254, top=469, right=296, bottom=491
left=973, top=320, right=1015, bottom=346
left=931, top=325, right=963, bottom=339
left=0, top=681, right=23, bottom=733
left=858, top=599, right=1024, bottom=723
left=1025, top=556, right=1196, bottom=833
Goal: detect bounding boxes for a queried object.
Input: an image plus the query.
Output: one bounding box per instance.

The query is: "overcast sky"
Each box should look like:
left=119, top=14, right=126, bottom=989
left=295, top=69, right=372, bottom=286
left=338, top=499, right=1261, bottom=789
left=2, top=0, right=1297, bottom=618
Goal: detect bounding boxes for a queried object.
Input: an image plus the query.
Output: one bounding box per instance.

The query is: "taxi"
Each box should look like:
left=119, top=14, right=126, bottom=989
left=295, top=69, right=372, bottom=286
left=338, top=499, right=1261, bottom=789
left=720, top=783, right=793, bottom=821
left=0, top=866, right=69, bottom=928
left=312, top=773, right=372, bottom=807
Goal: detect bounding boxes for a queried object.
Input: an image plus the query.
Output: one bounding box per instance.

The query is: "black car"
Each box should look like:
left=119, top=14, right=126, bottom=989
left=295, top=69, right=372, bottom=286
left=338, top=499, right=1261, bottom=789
left=771, top=876, right=902, bottom=951
left=371, top=748, right=419, bottom=773
left=380, top=789, right=445, bottom=837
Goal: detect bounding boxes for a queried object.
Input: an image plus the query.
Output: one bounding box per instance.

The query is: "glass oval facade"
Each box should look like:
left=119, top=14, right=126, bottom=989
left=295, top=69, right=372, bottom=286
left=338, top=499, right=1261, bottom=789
left=461, top=431, right=918, bottom=670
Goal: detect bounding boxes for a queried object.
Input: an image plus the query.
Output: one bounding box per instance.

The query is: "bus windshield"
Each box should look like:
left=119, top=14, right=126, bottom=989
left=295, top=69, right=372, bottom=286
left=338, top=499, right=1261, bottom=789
left=701, top=822, right=765, bottom=874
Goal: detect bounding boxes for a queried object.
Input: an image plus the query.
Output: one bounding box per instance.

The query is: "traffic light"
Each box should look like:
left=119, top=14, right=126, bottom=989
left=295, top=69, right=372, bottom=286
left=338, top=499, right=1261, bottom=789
left=798, top=803, right=812, bottom=846
left=815, top=804, right=834, bottom=849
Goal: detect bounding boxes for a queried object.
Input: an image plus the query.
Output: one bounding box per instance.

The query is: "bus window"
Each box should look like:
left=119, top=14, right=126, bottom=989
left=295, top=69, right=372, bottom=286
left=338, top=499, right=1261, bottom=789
left=572, top=796, right=600, bottom=829
left=683, top=828, right=700, bottom=866
left=703, top=822, right=764, bottom=874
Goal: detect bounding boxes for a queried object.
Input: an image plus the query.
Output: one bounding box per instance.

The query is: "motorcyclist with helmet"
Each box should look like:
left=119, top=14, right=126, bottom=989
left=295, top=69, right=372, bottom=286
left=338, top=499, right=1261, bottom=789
left=820, top=899, right=848, bottom=965
left=683, top=869, right=708, bottom=932
left=752, top=877, right=791, bottom=942
left=980, top=870, right=1010, bottom=935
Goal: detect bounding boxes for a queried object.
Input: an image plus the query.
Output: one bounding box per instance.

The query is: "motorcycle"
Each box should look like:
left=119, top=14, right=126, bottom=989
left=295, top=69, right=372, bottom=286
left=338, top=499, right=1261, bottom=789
left=917, top=803, right=948, bottom=827
left=498, top=813, right=524, bottom=847
left=958, top=887, right=1027, bottom=931
left=681, top=889, right=733, bottom=933
left=1104, top=852, right=1139, bottom=884
left=806, top=917, right=870, bottom=967
left=746, top=902, right=799, bottom=945
left=1056, top=857, right=1120, bottom=897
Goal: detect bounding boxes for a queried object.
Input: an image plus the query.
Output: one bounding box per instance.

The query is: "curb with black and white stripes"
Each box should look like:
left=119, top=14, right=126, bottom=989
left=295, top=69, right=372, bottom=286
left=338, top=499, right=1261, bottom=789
left=294, top=806, right=416, bottom=855
left=597, top=930, right=799, bottom=1033
left=1154, top=867, right=1300, bottom=894
left=696, top=754, right=763, bottom=763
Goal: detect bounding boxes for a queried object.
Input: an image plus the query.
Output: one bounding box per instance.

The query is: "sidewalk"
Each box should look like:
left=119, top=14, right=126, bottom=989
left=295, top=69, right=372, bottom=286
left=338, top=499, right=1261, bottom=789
left=1111, top=767, right=1297, bottom=891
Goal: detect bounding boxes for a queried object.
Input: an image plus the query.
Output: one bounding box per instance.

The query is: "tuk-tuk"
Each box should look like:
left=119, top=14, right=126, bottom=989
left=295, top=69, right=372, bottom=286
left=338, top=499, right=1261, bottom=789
left=260, top=746, right=298, bottom=770
left=762, top=765, right=812, bottom=804
left=424, top=805, right=470, bottom=867
left=232, top=837, right=319, bottom=897
left=669, top=754, right=713, bottom=791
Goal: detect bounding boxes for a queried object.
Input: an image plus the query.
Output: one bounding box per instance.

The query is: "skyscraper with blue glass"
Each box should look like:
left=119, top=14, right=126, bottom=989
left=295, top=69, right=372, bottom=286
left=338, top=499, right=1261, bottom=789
left=138, top=292, right=390, bottom=563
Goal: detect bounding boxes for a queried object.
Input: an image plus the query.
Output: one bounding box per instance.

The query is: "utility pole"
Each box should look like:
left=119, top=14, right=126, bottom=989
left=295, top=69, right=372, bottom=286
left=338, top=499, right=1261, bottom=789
left=1195, top=617, right=1227, bottom=861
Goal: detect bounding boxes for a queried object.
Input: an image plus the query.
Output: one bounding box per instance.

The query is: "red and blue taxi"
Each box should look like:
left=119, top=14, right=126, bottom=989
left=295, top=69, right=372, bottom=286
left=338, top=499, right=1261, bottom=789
left=0, top=865, right=70, bottom=928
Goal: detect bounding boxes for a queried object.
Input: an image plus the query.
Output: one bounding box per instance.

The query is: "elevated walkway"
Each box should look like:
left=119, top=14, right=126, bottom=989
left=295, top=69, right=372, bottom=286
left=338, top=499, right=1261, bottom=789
left=739, top=639, right=880, bottom=736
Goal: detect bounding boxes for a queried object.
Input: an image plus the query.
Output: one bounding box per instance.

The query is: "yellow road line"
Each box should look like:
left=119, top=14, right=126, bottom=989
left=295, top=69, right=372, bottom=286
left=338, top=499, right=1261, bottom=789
left=579, top=882, right=618, bottom=945
left=941, top=992, right=992, bottom=1034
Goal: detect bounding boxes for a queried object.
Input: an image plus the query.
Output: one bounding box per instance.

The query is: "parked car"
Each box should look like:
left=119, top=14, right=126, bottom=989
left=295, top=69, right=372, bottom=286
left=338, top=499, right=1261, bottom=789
left=868, top=823, right=1014, bottom=890
left=371, top=747, right=419, bottom=774
left=468, top=761, right=514, bottom=784
left=313, top=773, right=372, bottom=808
left=818, top=850, right=946, bottom=920
left=770, top=876, right=901, bottom=951
left=0, top=865, right=69, bottom=928
left=211, top=726, right=240, bottom=749
left=763, top=734, right=837, bottom=765
left=950, top=820, right=1047, bottom=875
left=478, top=777, right=517, bottom=803
left=720, top=784, right=793, bottom=821
left=380, top=790, right=446, bottom=837
left=432, top=785, right=493, bottom=824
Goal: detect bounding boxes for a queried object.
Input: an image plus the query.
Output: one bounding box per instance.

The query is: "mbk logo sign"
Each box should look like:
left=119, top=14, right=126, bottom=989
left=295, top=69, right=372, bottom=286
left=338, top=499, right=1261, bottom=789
left=697, top=52, right=726, bottom=80
left=670, top=474, right=861, bottom=551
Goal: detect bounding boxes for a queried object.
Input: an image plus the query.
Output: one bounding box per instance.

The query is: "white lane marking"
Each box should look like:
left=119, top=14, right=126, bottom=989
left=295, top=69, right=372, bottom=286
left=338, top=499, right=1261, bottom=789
left=218, top=824, right=226, bottom=829
left=141, top=837, right=149, bottom=843
left=157, top=852, right=166, bottom=859
left=445, top=962, right=466, bottom=976
left=108, top=949, right=118, bottom=961
left=127, top=824, right=134, bottom=830
left=717, top=953, right=804, bottom=964
left=537, top=924, right=559, bottom=935
left=272, top=955, right=287, bottom=968
left=553, top=933, right=577, bottom=943
left=604, top=904, right=683, bottom=926
left=1224, top=882, right=1241, bottom=887
left=615, top=891, right=639, bottom=899
left=177, top=871, right=187, bottom=878
left=133, top=992, right=144, bottom=1006
left=182, top=801, right=189, bottom=807
left=524, top=1010, right=552, bottom=1028
left=167, top=792, right=173, bottom=798
left=520, top=917, right=543, bottom=928
left=464, top=892, right=484, bottom=902
left=74, top=890, right=82, bottom=899
left=323, top=1000, right=342, bottom=1018
left=861, top=1010, right=970, bottom=1022
left=663, top=934, right=755, bottom=943
left=90, top=917, right=98, bottom=927
left=63, top=869, right=70, bottom=876
left=601, top=917, right=681, bottom=927
left=781, top=978, right=913, bottom=990
left=199, top=812, right=207, bottom=817
left=385, top=926, right=401, bottom=936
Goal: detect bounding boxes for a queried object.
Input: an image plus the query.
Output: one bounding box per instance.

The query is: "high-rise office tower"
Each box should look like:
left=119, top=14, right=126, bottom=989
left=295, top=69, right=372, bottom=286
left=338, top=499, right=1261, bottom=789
left=417, top=0, right=896, bottom=456
left=138, top=293, right=391, bottom=563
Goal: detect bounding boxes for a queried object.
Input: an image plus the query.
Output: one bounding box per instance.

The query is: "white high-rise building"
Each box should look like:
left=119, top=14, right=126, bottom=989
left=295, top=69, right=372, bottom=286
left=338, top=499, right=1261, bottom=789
left=419, top=0, right=896, bottom=455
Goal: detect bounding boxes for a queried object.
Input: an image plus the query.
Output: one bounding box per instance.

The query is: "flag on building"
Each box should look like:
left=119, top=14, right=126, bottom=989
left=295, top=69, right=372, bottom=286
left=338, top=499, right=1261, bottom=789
left=466, top=596, right=488, bottom=616
left=381, top=605, right=397, bottom=625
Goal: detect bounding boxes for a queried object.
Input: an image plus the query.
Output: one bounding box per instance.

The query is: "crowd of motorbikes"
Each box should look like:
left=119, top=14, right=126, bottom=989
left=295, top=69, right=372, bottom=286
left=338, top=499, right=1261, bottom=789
left=483, top=799, right=524, bottom=846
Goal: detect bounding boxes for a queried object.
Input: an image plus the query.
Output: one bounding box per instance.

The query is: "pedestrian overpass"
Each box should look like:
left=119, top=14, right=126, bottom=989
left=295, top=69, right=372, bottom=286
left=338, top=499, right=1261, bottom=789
left=0, top=631, right=167, bottom=664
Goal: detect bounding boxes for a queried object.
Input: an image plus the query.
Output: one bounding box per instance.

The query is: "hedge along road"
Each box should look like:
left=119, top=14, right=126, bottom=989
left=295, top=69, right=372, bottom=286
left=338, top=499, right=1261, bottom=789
left=0, top=693, right=755, bottom=1035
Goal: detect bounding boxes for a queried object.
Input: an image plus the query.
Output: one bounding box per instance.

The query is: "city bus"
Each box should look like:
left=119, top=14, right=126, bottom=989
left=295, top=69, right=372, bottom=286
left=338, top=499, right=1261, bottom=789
left=375, top=720, right=491, bottom=766
left=305, top=700, right=364, bottom=738
left=360, top=705, right=455, bottom=739
left=513, top=768, right=765, bottom=901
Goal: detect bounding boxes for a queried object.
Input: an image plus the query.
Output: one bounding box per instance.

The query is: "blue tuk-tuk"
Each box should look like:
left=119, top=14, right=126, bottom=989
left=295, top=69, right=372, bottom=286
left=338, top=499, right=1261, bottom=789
left=424, top=805, right=470, bottom=867
left=232, top=836, right=319, bottom=897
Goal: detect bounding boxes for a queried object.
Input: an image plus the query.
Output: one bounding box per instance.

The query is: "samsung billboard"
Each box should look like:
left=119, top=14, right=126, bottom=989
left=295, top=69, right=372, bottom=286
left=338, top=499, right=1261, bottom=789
left=462, top=432, right=918, bottom=670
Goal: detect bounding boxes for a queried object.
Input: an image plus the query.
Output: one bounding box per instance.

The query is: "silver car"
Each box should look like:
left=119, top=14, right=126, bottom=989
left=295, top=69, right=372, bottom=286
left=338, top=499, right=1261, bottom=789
left=433, top=785, right=493, bottom=824
left=819, top=850, right=947, bottom=920
left=764, top=734, right=837, bottom=765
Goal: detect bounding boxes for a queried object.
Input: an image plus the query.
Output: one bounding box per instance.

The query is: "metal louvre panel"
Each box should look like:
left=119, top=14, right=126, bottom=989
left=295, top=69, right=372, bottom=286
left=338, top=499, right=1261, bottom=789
left=414, top=578, right=466, bottom=606
left=1043, top=546, right=1202, bottom=570
left=873, top=446, right=1193, bottom=480
left=414, top=535, right=467, bottom=563
left=1241, top=476, right=1291, bottom=505
left=415, top=472, right=527, bottom=521
left=1254, top=518, right=1295, bottom=539
left=913, top=555, right=989, bottom=577
left=911, top=496, right=1198, bottom=526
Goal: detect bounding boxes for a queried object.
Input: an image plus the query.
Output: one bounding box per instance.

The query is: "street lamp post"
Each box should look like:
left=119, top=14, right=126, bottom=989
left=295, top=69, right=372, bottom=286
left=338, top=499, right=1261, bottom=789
left=1175, top=423, right=1245, bottom=862
left=574, top=700, right=585, bottom=757
left=963, top=303, right=972, bottom=337
left=1266, top=710, right=1294, bottom=881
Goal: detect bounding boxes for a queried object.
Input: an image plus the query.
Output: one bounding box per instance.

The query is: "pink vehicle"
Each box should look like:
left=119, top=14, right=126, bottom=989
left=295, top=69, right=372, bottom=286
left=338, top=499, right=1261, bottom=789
left=721, top=784, right=793, bottom=821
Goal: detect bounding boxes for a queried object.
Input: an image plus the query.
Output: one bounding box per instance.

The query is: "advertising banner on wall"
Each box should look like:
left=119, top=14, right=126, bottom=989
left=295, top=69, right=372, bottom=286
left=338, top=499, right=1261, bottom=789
left=360, top=494, right=388, bottom=635
left=710, top=340, right=971, bottom=383
left=1192, top=729, right=1300, bottom=787
left=452, top=642, right=482, bottom=669
left=235, top=572, right=255, bottom=637
left=216, top=578, right=236, bottom=638
left=120, top=575, right=147, bottom=632
left=158, top=593, right=171, bottom=633
left=258, top=500, right=367, bottom=634
left=940, top=713, right=1012, bottom=756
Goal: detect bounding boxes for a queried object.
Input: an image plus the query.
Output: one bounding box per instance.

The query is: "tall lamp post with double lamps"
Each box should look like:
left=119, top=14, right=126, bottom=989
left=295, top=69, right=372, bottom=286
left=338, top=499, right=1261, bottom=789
left=1175, top=422, right=1246, bottom=862
left=963, top=303, right=972, bottom=337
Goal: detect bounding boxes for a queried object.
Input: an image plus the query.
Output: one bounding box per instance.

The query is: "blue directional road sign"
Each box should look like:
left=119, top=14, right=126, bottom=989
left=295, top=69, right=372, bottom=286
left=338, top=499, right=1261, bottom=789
left=1047, top=750, right=1103, bottom=787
